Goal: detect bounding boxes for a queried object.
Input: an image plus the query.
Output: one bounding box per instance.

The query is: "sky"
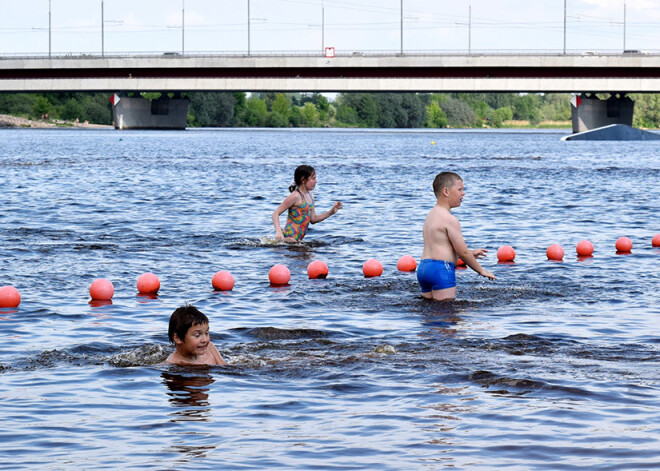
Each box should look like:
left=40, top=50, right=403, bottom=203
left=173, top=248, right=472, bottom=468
left=0, top=0, right=659, bottom=56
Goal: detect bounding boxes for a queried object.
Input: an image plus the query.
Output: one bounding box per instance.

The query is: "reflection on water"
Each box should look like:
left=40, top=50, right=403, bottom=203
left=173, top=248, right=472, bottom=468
left=1, top=128, right=660, bottom=469
left=163, top=370, right=214, bottom=415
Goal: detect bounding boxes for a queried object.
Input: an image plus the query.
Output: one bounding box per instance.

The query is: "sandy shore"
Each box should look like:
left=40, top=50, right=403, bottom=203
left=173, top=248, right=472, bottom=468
left=0, top=114, right=112, bottom=129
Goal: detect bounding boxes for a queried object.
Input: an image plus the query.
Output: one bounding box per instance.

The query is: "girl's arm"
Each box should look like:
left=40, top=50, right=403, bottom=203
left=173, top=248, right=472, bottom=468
left=272, top=193, right=299, bottom=240
left=310, top=200, right=342, bottom=224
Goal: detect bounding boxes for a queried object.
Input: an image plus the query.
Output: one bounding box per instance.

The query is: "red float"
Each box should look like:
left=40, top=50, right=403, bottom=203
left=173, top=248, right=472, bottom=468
left=363, top=259, right=383, bottom=277
left=576, top=240, right=594, bottom=257
left=137, top=272, right=160, bottom=294
left=651, top=234, right=660, bottom=247
left=269, top=264, right=291, bottom=285
left=615, top=236, right=632, bottom=253
left=497, top=245, right=516, bottom=262
left=212, top=270, right=235, bottom=291
left=546, top=244, right=564, bottom=261
left=396, top=255, right=417, bottom=272
left=456, top=258, right=466, bottom=267
left=307, top=260, right=329, bottom=279
left=89, top=278, right=114, bottom=301
left=0, top=285, right=21, bottom=308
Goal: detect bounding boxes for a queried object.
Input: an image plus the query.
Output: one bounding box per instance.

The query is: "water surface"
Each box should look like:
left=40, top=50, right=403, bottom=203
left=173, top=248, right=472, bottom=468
left=1, top=128, right=659, bottom=469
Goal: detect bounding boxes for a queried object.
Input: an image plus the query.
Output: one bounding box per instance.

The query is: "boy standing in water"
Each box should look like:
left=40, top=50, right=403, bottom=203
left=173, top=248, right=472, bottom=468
left=165, top=304, right=227, bottom=365
left=418, top=172, right=495, bottom=301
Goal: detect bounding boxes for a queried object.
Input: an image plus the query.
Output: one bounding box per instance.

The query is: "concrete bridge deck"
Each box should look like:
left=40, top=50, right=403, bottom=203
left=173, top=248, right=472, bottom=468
left=2, top=53, right=660, bottom=93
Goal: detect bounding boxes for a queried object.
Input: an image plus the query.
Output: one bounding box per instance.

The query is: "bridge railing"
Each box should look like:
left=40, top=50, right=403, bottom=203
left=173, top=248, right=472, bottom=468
left=1, top=49, right=659, bottom=61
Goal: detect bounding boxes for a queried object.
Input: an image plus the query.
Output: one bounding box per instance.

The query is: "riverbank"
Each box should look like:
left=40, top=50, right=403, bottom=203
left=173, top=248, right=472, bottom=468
left=0, top=114, right=112, bottom=129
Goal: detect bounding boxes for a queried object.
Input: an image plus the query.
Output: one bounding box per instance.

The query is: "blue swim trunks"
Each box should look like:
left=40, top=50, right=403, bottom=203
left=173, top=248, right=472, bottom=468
left=417, top=259, right=456, bottom=293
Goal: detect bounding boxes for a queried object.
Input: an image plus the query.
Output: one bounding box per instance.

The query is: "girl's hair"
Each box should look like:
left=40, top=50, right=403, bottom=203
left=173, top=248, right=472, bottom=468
left=289, top=165, right=316, bottom=193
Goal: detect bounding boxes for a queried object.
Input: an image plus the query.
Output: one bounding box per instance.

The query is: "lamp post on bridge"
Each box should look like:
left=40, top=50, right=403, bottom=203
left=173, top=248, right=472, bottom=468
left=101, top=0, right=105, bottom=57
left=321, top=0, right=325, bottom=56
left=563, top=0, right=566, bottom=55
left=623, top=0, right=627, bottom=51
left=48, top=0, right=52, bottom=58
left=400, top=0, right=403, bottom=55
left=182, top=0, right=185, bottom=55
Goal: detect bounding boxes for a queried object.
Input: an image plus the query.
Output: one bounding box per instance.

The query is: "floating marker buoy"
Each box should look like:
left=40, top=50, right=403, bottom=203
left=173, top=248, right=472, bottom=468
left=363, top=259, right=383, bottom=277
left=497, top=245, right=516, bottom=262
left=307, top=260, right=328, bottom=279
left=137, top=272, right=160, bottom=294
left=456, top=258, right=466, bottom=267
left=0, top=285, right=21, bottom=308
left=652, top=234, right=660, bottom=247
left=431, top=141, right=435, bottom=145
left=546, top=244, right=564, bottom=261
left=576, top=240, right=594, bottom=257
left=615, top=236, right=632, bottom=253
left=212, top=270, right=235, bottom=291
left=269, top=264, right=291, bottom=286
left=397, top=255, right=417, bottom=272
left=89, top=278, right=114, bottom=301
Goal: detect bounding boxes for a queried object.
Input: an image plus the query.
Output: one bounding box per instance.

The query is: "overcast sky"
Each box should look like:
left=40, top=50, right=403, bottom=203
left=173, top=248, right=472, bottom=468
left=1, top=0, right=659, bottom=56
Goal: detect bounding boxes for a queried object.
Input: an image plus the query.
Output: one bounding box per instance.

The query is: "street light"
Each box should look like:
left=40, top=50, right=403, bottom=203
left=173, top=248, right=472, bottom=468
left=400, top=0, right=403, bottom=55
left=182, top=0, right=185, bottom=54
left=247, top=0, right=250, bottom=55
left=623, top=0, right=627, bottom=50
left=563, top=0, right=567, bottom=55
left=49, top=0, right=52, bottom=58
left=468, top=0, right=472, bottom=54
left=321, top=0, right=325, bottom=55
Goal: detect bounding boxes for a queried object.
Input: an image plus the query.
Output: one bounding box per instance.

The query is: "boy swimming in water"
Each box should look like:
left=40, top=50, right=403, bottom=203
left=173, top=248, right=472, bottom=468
left=418, top=171, right=496, bottom=301
left=165, top=304, right=227, bottom=365
left=272, top=164, right=342, bottom=242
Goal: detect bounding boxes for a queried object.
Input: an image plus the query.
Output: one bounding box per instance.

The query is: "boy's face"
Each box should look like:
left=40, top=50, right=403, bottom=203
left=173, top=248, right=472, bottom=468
left=174, top=322, right=211, bottom=358
left=446, top=179, right=465, bottom=208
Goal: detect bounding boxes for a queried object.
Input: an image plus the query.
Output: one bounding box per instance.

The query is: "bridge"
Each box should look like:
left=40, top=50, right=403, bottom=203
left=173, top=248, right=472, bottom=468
left=2, top=52, right=659, bottom=132
left=1, top=53, right=660, bottom=93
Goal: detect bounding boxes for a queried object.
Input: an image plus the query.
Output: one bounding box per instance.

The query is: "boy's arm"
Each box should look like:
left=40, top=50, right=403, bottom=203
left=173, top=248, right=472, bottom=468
left=208, top=342, right=227, bottom=366
left=446, top=217, right=496, bottom=280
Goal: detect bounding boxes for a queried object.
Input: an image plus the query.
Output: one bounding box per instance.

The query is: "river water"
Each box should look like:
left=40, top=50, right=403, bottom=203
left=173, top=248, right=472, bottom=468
left=1, top=127, right=659, bottom=470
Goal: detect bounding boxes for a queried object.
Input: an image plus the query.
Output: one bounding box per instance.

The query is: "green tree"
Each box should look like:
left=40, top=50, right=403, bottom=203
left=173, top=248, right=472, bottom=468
left=33, top=96, right=51, bottom=117
left=300, top=102, right=320, bottom=127
left=242, top=96, right=268, bottom=127
left=425, top=101, right=448, bottom=128
left=61, top=98, right=84, bottom=121
left=271, top=93, right=291, bottom=120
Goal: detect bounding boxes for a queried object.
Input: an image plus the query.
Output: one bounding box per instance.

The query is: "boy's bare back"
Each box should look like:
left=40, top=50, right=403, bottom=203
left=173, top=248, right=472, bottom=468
left=421, top=204, right=460, bottom=263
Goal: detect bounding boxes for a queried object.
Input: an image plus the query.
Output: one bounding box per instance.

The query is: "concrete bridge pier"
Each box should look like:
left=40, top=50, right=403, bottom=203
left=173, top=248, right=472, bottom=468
left=112, top=93, right=189, bottom=130
left=571, top=93, right=634, bottom=133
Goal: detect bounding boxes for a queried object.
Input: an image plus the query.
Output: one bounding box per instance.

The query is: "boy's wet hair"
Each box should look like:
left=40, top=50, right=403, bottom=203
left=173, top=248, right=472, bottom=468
left=433, top=172, right=462, bottom=197
left=168, top=304, right=209, bottom=343
left=289, top=164, right=316, bottom=193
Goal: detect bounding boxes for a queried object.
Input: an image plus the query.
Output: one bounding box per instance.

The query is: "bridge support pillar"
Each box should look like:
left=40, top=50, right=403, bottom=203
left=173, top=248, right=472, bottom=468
left=112, top=93, right=189, bottom=130
left=571, top=93, right=634, bottom=133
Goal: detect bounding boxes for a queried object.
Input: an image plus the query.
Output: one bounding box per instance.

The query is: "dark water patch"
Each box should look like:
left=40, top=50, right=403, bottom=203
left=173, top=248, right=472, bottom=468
left=240, top=326, right=331, bottom=340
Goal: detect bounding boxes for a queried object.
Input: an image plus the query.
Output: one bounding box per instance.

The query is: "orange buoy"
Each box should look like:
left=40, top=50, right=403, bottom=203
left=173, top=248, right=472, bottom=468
left=615, top=236, right=632, bottom=253
left=137, top=272, right=160, bottom=294
left=396, top=255, right=417, bottom=272
left=576, top=240, right=594, bottom=257
left=0, top=285, right=21, bottom=308
left=89, top=278, right=114, bottom=301
left=653, top=234, right=660, bottom=247
left=363, top=259, right=383, bottom=277
left=546, top=244, right=564, bottom=261
left=497, top=245, right=516, bottom=262
left=212, top=270, right=235, bottom=291
left=269, top=264, right=291, bottom=286
left=456, top=258, right=466, bottom=267
left=307, top=260, right=329, bottom=279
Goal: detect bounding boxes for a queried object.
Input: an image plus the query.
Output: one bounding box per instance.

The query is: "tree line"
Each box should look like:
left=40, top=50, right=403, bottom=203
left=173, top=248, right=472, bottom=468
left=1, top=91, right=659, bottom=129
